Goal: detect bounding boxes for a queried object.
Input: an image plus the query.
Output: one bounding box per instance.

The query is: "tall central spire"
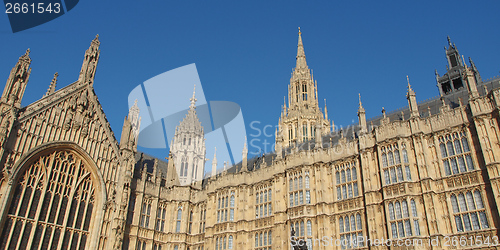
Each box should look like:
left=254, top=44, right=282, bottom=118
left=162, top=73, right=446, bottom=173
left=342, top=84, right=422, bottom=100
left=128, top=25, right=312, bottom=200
left=296, top=27, right=308, bottom=69
left=276, top=29, right=332, bottom=150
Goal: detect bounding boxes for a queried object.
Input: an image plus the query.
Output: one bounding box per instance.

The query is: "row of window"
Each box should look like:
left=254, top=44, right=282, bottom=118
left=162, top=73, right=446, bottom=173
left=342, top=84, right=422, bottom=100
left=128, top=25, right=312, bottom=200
left=388, top=199, right=420, bottom=238
left=289, top=175, right=310, bottom=191
left=292, top=220, right=313, bottom=237
left=215, top=236, right=233, bottom=250
left=384, top=165, right=411, bottom=185
left=217, top=193, right=235, bottom=223
left=289, top=190, right=311, bottom=206
left=440, top=132, right=474, bottom=176
left=255, top=231, right=272, bottom=249
left=336, top=162, right=360, bottom=201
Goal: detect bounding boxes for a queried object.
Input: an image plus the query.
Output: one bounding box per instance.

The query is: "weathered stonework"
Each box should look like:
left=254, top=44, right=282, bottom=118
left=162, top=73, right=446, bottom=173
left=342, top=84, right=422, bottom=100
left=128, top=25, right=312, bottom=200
left=0, top=32, right=499, bottom=250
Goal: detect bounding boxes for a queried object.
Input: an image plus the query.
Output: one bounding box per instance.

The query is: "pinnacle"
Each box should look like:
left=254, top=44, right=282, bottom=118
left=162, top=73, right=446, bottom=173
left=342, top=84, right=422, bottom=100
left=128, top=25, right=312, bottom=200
left=295, top=27, right=307, bottom=69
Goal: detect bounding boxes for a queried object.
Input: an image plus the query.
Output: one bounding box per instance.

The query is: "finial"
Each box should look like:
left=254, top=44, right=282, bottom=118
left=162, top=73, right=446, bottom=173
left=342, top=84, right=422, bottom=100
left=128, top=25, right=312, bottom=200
left=435, top=69, right=439, bottom=76
left=134, top=99, right=138, bottom=106
left=406, top=75, right=411, bottom=88
left=447, top=36, right=452, bottom=46
left=25, top=48, right=30, bottom=55
left=382, top=107, right=386, bottom=118
left=358, top=93, right=362, bottom=105
left=298, top=27, right=301, bottom=34
left=189, top=84, right=197, bottom=109
left=45, top=72, right=58, bottom=97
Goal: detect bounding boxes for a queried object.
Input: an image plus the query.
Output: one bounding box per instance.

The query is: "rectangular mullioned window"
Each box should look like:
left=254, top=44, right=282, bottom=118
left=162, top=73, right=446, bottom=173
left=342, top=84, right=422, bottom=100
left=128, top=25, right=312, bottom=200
left=439, top=132, right=474, bottom=176
left=291, top=220, right=312, bottom=250
left=255, top=187, right=272, bottom=219
left=335, top=161, right=359, bottom=201
left=450, top=190, right=489, bottom=232
left=339, top=214, right=363, bottom=249
left=155, top=204, right=166, bottom=232
left=255, top=230, right=272, bottom=250
left=139, top=201, right=152, bottom=228
left=199, top=207, right=206, bottom=233
left=381, top=144, right=411, bottom=186
left=218, top=191, right=235, bottom=223
left=387, top=198, right=421, bottom=238
left=288, top=171, right=311, bottom=207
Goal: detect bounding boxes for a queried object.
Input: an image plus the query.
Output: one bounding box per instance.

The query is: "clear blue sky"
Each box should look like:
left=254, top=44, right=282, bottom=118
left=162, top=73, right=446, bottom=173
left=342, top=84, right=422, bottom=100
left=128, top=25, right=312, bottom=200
left=1, top=1, right=499, bottom=166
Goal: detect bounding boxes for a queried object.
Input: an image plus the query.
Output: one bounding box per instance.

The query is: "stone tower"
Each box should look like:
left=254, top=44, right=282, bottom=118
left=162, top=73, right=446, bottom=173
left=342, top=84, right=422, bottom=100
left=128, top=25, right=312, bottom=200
left=435, top=36, right=481, bottom=96
left=170, top=86, right=206, bottom=185
left=276, top=28, right=331, bottom=150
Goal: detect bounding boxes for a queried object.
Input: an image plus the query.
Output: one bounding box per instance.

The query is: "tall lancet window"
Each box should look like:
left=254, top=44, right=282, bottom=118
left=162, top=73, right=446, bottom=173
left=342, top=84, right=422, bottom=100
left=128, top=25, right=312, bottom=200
left=0, top=150, right=97, bottom=250
left=302, top=83, right=308, bottom=101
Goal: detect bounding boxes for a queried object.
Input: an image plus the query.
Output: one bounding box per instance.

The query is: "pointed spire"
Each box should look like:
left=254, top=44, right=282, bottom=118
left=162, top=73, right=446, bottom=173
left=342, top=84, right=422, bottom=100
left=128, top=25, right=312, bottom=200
left=357, top=94, right=367, bottom=133
left=211, top=147, right=217, bottom=177
left=79, top=35, right=100, bottom=84
left=406, top=75, right=419, bottom=118
left=44, top=72, right=58, bottom=97
left=447, top=36, right=452, bottom=47
left=324, top=99, right=328, bottom=120
left=128, top=99, right=141, bottom=140
left=358, top=93, right=365, bottom=111
left=295, top=27, right=308, bottom=69
left=190, top=84, right=197, bottom=109
left=1, top=48, right=32, bottom=107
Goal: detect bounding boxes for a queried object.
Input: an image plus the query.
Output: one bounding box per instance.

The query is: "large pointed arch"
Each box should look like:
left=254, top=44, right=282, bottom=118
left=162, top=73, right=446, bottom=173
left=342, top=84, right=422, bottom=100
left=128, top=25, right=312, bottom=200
left=0, top=141, right=106, bottom=250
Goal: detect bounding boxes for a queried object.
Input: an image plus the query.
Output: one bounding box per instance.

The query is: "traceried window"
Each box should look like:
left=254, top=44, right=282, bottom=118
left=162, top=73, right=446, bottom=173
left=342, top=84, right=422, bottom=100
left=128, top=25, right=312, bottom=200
left=387, top=198, right=421, bottom=238
left=451, top=190, right=489, bottom=232
left=155, top=205, right=166, bottom=232
left=335, top=161, right=359, bottom=201
left=255, top=230, right=272, bottom=249
left=256, top=187, right=272, bottom=219
left=140, top=201, right=152, bottom=228
left=339, top=214, right=363, bottom=249
left=289, top=171, right=311, bottom=207
left=439, top=132, right=474, bottom=176
left=0, top=150, right=97, bottom=250
left=381, top=143, right=411, bottom=185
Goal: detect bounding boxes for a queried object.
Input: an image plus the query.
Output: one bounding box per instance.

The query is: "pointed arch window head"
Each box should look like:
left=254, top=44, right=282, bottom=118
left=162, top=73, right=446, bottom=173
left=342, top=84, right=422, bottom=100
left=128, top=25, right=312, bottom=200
left=0, top=149, right=98, bottom=250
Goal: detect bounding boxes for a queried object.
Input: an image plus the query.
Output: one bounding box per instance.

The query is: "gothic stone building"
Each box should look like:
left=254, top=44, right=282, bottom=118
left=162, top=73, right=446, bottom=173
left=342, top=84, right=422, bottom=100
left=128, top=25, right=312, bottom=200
left=0, top=31, right=499, bottom=250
